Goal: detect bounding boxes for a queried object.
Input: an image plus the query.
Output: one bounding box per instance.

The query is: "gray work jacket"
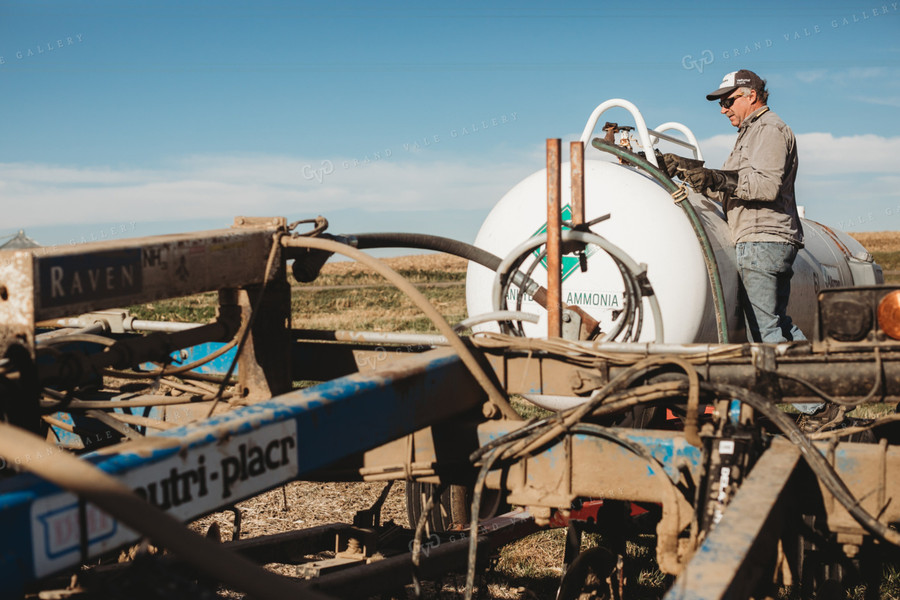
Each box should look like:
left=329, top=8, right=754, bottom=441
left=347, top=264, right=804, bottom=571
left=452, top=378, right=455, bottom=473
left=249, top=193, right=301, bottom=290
left=719, top=107, right=804, bottom=246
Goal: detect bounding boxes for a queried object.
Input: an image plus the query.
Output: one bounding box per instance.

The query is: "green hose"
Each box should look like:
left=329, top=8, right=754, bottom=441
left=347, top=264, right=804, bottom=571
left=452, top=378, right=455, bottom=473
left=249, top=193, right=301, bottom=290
left=590, top=139, right=730, bottom=343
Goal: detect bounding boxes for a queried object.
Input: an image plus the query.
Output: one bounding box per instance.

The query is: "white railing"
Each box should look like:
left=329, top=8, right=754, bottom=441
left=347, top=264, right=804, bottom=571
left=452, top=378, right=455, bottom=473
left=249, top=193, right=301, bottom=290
left=578, top=99, right=704, bottom=165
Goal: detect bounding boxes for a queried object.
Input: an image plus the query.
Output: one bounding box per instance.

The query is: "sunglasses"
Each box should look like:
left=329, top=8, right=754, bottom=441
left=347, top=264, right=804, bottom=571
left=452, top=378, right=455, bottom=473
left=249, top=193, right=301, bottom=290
left=719, top=93, right=745, bottom=109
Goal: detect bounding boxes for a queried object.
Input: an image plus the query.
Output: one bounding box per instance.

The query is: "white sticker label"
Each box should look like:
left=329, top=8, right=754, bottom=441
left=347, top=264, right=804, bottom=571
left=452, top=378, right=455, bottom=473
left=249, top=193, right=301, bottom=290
left=31, top=420, right=298, bottom=577
left=718, top=440, right=735, bottom=455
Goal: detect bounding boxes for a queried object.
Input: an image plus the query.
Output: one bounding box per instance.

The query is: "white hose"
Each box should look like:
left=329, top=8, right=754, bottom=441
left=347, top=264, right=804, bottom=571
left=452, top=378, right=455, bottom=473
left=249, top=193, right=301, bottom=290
left=491, top=230, right=665, bottom=343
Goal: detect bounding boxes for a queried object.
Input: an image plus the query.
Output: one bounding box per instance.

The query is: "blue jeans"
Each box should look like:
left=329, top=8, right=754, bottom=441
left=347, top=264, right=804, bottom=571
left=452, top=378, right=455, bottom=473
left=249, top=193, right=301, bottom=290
left=736, top=241, right=806, bottom=343
left=736, top=241, right=821, bottom=414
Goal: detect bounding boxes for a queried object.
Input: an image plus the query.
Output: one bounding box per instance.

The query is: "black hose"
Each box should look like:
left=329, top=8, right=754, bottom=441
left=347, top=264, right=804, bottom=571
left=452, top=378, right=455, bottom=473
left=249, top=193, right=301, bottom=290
left=352, top=232, right=504, bottom=271
left=351, top=232, right=542, bottom=299
left=352, top=232, right=551, bottom=334
left=702, top=381, right=900, bottom=547
left=590, top=139, right=730, bottom=343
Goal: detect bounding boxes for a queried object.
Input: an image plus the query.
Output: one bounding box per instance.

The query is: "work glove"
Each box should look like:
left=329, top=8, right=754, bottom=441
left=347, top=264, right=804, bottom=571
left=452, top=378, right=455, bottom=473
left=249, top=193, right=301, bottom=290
left=660, top=153, right=705, bottom=180
left=684, top=168, right=738, bottom=195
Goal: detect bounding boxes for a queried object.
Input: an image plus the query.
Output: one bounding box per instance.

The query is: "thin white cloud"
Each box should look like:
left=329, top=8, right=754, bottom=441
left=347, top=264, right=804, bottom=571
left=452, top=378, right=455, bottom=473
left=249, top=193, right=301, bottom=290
left=796, top=133, right=900, bottom=175
left=0, top=153, right=536, bottom=229
left=796, top=69, right=828, bottom=83
left=3, top=131, right=897, bottom=235
left=850, top=95, right=900, bottom=108
left=790, top=66, right=900, bottom=91
left=693, top=132, right=900, bottom=175
left=842, top=67, right=891, bottom=80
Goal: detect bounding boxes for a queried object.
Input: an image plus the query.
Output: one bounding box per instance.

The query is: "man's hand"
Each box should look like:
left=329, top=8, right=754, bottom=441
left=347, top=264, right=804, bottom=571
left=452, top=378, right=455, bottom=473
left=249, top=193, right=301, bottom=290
left=685, top=168, right=738, bottom=195
left=661, top=153, right=705, bottom=180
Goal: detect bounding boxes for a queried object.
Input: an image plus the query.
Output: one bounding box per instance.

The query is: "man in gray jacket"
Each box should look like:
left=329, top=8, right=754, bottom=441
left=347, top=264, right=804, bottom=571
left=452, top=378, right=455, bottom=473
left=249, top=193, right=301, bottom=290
left=663, top=69, right=806, bottom=344
left=664, top=70, right=834, bottom=425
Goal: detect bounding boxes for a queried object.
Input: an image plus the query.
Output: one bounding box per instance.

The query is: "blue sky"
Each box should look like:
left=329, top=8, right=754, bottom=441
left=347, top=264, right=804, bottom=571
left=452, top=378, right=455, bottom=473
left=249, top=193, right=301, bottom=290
left=1, top=1, right=898, bottom=249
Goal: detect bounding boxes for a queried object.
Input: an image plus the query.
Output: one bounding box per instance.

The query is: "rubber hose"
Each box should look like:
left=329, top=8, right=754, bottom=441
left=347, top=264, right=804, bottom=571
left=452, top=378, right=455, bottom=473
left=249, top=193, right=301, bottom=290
left=352, top=232, right=541, bottom=296
left=282, top=236, right=520, bottom=421
left=492, top=230, right=664, bottom=343
left=353, top=232, right=548, bottom=335
left=590, top=139, right=730, bottom=344
left=353, top=233, right=501, bottom=269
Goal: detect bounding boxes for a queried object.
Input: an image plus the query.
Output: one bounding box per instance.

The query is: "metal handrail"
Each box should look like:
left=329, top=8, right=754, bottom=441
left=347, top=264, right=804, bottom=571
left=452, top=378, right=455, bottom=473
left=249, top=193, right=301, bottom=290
left=578, top=99, right=659, bottom=166
left=578, top=99, right=704, bottom=165
left=650, top=122, right=704, bottom=160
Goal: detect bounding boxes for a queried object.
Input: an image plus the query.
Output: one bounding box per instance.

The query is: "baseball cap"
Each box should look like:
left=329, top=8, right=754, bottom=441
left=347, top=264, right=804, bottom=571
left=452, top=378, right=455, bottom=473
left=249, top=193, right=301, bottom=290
left=706, top=69, right=764, bottom=100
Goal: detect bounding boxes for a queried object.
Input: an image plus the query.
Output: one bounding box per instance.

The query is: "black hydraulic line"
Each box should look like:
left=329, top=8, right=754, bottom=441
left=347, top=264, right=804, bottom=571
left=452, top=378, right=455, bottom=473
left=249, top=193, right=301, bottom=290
left=590, top=139, right=730, bottom=343
left=342, top=233, right=540, bottom=305
left=338, top=232, right=607, bottom=339
left=701, top=381, right=900, bottom=547
left=352, top=232, right=539, bottom=334
left=353, top=232, right=504, bottom=272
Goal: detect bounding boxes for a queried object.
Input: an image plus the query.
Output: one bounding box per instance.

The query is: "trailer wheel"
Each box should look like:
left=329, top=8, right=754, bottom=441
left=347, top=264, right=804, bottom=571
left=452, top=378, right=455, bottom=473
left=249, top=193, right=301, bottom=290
left=405, top=482, right=505, bottom=532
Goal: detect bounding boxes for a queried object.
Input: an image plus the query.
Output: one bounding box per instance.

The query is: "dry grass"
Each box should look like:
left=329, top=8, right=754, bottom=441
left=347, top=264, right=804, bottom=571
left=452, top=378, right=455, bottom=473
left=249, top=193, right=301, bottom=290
left=292, top=285, right=466, bottom=332
left=321, top=254, right=468, bottom=276
left=307, top=254, right=468, bottom=287
left=848, top=232, right=900, bottom=254
left=847, top=233, right=900, bottom=282
left=128, top=254, right=470, bottom=329
left=191, top=480, right=410, bottom=542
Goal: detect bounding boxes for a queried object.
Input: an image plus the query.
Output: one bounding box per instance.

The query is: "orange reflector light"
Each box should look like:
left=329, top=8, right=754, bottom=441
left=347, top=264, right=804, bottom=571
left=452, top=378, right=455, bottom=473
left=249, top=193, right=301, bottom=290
left=878, top=290, right=900, bottom=340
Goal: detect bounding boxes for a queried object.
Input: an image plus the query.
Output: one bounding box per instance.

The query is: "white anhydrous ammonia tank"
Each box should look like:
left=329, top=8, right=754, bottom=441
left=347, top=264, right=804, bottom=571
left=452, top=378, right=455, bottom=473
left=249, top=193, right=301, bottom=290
left=466, top=158, right=882, bottom=344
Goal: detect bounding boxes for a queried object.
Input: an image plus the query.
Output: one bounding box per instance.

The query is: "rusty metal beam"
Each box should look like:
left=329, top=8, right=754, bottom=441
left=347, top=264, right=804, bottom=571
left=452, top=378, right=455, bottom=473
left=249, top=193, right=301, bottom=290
left=0, top=218, right=285, bottom=352
left=546, top=138, right=562, bottom=339
left=665, top=439, right=801, bottom=600
left=238, top=280, right=292, bottom=401
left=570, top=141, right=585, bottom=228
left=304, top=510, right=536, bottom=598
left=234, top=218, right=292, bottom=401
left=480, top=347, right=900, bottom=400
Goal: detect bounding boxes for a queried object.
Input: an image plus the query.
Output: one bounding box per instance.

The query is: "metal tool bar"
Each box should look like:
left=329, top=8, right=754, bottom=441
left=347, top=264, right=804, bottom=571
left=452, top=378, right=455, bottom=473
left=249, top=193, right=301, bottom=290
left=39, top=312, right=201, bottom=334
left=306, top=510, right=537, bottom=598
left=480, top=347, right=900, bottom=400
left=546, top=138, right=562, bottom=338
left=474, top=423, right=702, bottom=499
left=293, top=328, right=448, bottom=347
left=665, top=439, right=800, bottom=600
left=90, top=523, right=355, bottom=574
left=322, top=420, right=705, bottom=492
left=0, top=217, right=284, bottom=327
left=0, top=347, right=485, bottom=590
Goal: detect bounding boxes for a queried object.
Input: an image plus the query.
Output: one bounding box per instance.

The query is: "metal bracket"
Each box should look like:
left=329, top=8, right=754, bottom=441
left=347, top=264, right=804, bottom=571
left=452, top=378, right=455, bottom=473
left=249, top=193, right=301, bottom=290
left=561, top=309, right=583, bottom=341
